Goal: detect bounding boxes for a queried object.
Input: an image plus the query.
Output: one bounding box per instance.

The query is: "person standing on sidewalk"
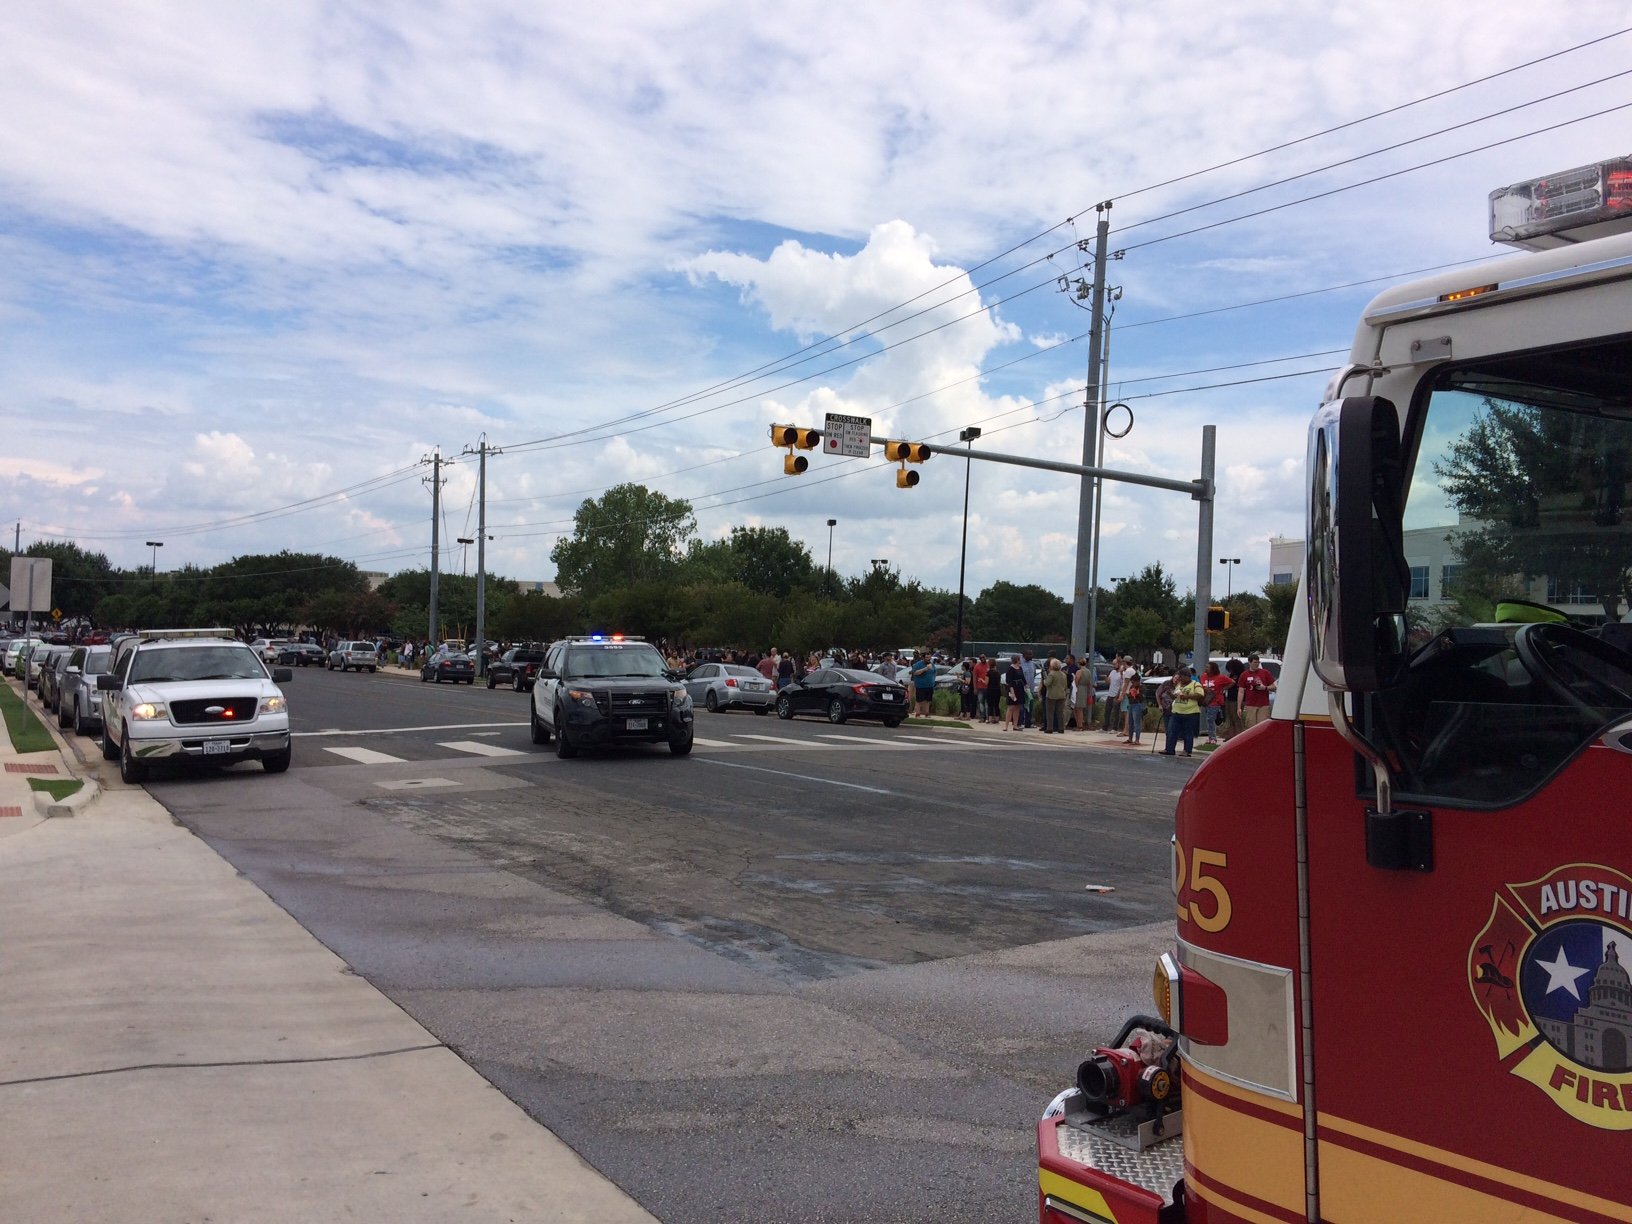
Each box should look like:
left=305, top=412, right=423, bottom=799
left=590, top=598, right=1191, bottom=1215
left=1101, top=656, right=1124, bottom=732
left=1161, top=667, right=1207, bottom=757
left=1155, top=672, right=1177, bottom=743
left=1002, top=654, right=1026, bottom=730
left=1200, top=661, right=1232, bottom=745
left=1042, top=657, right=1068, bottom=733
left=1123, top=668, right=1147, bottom=744
left=910, top=650, right=935, bottom=718
left=1018, top=651, right=1037, bottom=729
left=1238, top=653, right=1278, bottom=727
left=1069, top=657, right=1092, bottom=731
left=984, top=655, right=1004, bottom=724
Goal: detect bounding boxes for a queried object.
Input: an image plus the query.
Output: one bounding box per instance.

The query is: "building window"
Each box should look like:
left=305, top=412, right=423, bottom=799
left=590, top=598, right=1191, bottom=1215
left=1440, top=564, right=1463, bottom=595
left=1271, top=572, right=1295, bottom=585
left=1408, top=566, right=1430, bottom=600
left=1547, top=576, right=1592, bottom=604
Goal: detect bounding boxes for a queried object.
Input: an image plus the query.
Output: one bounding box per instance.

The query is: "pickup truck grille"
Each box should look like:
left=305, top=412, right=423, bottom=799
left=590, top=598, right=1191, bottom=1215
left=171, top=696, right=260, bottom=725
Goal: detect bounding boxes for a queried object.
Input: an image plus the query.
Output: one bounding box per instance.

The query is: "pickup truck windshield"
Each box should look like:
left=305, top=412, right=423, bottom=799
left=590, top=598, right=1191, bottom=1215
left=130, top=645, right=268, bottom=683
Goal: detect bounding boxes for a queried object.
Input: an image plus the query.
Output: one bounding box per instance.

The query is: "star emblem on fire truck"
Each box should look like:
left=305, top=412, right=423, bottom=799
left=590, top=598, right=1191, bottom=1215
left=1469, top=864, right=1632, bottom=1130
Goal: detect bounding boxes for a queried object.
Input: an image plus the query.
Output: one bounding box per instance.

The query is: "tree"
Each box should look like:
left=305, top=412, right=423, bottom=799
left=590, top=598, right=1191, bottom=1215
left=1437, top=398, right=1632, bottom=619
left=194, top=552, right=369, bottom=638
left=1261, top=581, right=1299, bottom=652
left=724, top=526, right=816, bottom=598
left=550, top=484, right=696, bottom=599
left=969, top=581, right=1070, bottom=642
left=490, top=591, right=584, bottom=644
left=2, top=540, right=119, bottom=621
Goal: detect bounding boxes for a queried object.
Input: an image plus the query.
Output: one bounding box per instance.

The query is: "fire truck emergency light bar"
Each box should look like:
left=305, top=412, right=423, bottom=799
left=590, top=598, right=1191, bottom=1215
left=1490, top=155, right=1632, bottom=250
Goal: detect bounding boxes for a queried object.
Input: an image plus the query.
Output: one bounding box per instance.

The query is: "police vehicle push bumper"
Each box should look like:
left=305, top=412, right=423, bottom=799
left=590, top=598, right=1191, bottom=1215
left=557, top=686, right=693, bottom=748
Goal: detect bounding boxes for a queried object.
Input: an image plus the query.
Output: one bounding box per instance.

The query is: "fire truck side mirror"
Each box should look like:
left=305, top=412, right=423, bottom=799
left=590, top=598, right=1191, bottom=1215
left=1306, top=394, right=1410, bottom=693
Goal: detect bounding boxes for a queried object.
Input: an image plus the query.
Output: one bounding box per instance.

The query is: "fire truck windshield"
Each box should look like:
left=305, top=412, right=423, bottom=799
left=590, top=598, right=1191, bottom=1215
left=1366, top=333, right=1632, bottom=806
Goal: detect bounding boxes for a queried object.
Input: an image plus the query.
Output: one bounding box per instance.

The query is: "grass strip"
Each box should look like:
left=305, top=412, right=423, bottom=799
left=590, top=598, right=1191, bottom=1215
left=0, top=683, right=56, bottom=753
left=28, top=778, right=83, bottom=801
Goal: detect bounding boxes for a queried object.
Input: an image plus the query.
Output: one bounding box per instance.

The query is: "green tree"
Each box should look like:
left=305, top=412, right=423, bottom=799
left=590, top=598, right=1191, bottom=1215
left=1261, top=581, right=1299, bottom=652
left=490, top=592, right=584, bottom=644
left=2, top=540, right=121, bottom=622
left=550, top=484, right=696, bottom=599
left=970, top=581, right=1070, bottom=642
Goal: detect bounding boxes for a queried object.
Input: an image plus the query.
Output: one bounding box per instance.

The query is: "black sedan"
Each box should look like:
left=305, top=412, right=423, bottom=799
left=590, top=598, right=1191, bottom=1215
left=421, top=648, right=476, bottom=684
left=775, top=667, right=908, bottom=726
left=488, top=646, right=546, bottom=691
left=277, top=642, right=326, bottom=667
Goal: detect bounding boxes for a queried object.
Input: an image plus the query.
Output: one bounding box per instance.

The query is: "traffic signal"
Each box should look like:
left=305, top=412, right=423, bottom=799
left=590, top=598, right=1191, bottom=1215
left=771, top=423, right=821, bottom=476
left=896, top=466, right=919, bottom=488
left=883, top=440, right=932, bottom=463
left=1206, top=606, right=1230, bottom=632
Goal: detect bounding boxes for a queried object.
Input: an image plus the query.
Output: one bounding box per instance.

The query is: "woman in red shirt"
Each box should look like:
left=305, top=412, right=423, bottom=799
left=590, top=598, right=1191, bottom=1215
left=1200, top=661, right=1232, bottom=744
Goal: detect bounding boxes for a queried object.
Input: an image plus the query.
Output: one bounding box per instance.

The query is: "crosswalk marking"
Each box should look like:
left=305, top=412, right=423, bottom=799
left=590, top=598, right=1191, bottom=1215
left=732, top=733, right=817, bottom=747
left=437, top=740, right=528, bottom=757
left=690, top=737, right=738, bottom=748
left=324, top=746, right=408, bottom=765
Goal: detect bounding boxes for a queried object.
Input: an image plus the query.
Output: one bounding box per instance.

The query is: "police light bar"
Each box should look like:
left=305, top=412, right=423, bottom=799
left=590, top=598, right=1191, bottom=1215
left=1490, top=155, right=1632, bottom=250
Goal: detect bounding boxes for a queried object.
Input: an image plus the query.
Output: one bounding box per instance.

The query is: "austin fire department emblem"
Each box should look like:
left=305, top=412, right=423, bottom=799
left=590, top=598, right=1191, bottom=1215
left=1469, top=864, right=1632, bottom=1130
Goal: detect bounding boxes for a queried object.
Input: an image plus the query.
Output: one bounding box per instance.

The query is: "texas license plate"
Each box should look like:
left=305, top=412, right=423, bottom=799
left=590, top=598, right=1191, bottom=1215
left=881, top=692, right=897, bottom=701
left=202, top=740, right=231, bottom=755
left=625, top=717, right=648, bottom=731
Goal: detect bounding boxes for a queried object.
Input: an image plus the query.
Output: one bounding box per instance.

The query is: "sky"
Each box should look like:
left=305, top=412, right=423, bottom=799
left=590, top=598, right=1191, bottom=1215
left=3, top=1, right=1631, bottom=610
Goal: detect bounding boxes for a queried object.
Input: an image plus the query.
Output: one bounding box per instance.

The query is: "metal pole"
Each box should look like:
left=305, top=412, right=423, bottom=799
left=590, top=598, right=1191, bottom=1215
left=955, top=427, right=980, bottom=659
left=428, top=450, right=441, bottom=647
left=475, top=438, right=487, bottom=677
left=826, top=518, right=836, bottom=573
left=1085, top=308, right=1113, bottom=671
left=1193, top=425, right=1216, bottom=666
left=1070, top=203, right=1111, bottom=657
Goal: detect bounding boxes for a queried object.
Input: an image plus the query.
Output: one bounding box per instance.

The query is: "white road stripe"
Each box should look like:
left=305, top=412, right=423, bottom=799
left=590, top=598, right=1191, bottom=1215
left=438, top=740, right=528, bottom=757
left=732, top=734, right=818, bottom=746
left=324, top=746, right=408, bottom=765
left=694, top=758, right=892, bottom=794
left=690, top=737, right=738, bottom=748
left=294, top=721, right=527, bottom=738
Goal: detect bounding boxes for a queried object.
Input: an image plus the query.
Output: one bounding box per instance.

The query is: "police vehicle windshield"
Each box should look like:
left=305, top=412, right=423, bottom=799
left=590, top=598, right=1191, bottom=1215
left=562, top=642, right=670, bottom=679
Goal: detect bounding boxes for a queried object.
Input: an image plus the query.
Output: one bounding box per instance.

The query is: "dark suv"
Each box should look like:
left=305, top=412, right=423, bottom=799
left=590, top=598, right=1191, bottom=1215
left=529, top=637, right=694, bottom=758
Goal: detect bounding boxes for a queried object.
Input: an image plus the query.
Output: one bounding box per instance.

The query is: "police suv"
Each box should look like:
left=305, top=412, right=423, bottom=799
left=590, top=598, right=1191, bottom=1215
left=98, top=628, right=293, bottom=783
left=529, top=635, right=694, bottom=758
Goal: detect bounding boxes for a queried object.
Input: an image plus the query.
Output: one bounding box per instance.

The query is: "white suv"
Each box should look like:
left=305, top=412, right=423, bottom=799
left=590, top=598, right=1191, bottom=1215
left=98, top=629, right=292, bottom=783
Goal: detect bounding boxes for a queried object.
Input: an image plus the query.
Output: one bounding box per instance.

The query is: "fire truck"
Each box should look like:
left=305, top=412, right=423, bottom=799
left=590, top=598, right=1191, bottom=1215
left=1039, top=155, right=1632, bottom=1222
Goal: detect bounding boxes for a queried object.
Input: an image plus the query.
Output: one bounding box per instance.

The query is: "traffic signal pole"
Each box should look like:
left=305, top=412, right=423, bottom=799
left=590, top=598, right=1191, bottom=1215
left=1071, top=204, right=1111, bottom=661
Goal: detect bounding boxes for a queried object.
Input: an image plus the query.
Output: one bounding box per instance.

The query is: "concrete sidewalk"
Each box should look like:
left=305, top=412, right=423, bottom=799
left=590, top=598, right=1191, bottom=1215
left=0, top=677, right=656, bottom=1223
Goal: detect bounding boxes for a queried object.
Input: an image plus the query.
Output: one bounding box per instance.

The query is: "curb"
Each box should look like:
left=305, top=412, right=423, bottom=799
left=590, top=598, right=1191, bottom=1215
left=32, top=776, right=101, bottom=818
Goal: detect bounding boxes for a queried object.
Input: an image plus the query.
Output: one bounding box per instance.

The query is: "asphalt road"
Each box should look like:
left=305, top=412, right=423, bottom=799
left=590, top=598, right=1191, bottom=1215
left=143, top=664, right=1193, bottom=1223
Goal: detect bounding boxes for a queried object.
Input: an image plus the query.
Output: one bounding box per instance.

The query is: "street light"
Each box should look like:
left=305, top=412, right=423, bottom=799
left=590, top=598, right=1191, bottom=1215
left=825, top=519, right=837, bottom=573
left=145, top=541, right=164, bottom=588
left=954, top=426, right=981, bottom=659
left=456, top=537, right=475, bottom=577
left=1219, top=557, right=1241, bottom=598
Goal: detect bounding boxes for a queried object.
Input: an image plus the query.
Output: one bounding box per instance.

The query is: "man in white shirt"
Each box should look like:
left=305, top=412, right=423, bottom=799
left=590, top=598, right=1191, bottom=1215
left=1101, top=655, right=1124, bottom=731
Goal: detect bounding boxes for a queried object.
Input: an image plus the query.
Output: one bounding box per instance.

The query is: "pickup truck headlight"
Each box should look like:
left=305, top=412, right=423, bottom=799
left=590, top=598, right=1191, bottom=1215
left=670, top=686, right=692, bottom=710
left=130, top=701, right=169, bottom=721
left=259, top=695, right=287, bottom=715
left=566, top=688, right=598, bottom=705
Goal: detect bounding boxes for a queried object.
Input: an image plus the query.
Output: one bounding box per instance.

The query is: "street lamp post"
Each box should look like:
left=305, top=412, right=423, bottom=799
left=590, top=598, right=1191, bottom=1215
left=1219, top=557, right=1241, bottom=599
left=955, top=426, right=981, bottom=660
left=457, top=537, right=474, bottom=577
left=145, top=541, right=164, bottom=589
left=826, top=519, right=837, bottom=572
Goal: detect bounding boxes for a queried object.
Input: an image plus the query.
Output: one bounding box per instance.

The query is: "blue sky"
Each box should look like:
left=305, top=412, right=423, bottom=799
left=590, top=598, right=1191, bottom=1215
left=3, top=1, right=1631, bottom=606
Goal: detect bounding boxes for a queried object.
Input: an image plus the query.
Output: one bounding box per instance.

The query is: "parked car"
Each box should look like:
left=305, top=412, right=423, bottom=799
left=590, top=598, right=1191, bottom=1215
left=27, top=642, right=66, bottom=692
left=250, top=638, right=288, bottom=664
left=59, top=645, right=114, bottom=734
left=277, top=642, right=326, bottom=667
left=420, top=647, right=475, bottom=684
left=4, top=636, right=42, bottom=674
left=33, top=645, right=73, bottom=705
left=327, top=641, right=379, bottom=672
left=774, top=667, right=907, bottom=725
left=488, top=646, right=546, bottom=691
left=684, top=662, right=775, bottom=714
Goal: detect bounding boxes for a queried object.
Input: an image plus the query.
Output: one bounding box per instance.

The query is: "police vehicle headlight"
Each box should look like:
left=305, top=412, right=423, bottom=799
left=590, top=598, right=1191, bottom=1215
left=671, top=686, right=691, bottom=709
left=130, top=701, right=169, bottom=721
left=259, top=695, right=286, bottom=715
left=566, top=688, right=598, bottom=706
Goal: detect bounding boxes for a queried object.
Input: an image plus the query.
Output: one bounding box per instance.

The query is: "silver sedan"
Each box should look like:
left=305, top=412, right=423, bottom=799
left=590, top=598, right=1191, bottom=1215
left=683, top=662, right=776, bottom=714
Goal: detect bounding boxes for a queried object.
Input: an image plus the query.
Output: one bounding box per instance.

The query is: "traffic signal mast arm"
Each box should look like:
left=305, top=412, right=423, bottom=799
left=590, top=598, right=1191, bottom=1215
left=870, top=434, right=1209, bottom=501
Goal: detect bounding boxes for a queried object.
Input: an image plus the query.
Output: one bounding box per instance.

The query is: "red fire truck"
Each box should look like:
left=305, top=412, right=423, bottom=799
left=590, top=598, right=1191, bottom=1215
left=1039, top=155, right=1632, bottom=1222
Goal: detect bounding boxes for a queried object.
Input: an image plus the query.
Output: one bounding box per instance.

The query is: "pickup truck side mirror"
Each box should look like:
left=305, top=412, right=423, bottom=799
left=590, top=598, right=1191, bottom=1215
left=271, top=667, right=293, bottom=682
left=1307, top=395, right=1410, bottom=693
left=97, top=673, right=121, bottom=691
left=536, top=668, right=558, bottom=681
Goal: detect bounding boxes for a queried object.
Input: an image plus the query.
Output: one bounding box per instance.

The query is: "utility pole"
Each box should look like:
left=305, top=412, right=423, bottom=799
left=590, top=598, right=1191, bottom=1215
left=1070, top=202, right=1112, bottom=659
left=1192, top=426, right=1217, bottom=667
left=426, top=450, right=443, bottom=647
left=474, top=437, right=488, bottom=677
left=955, top=426, right=981, bottom=660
